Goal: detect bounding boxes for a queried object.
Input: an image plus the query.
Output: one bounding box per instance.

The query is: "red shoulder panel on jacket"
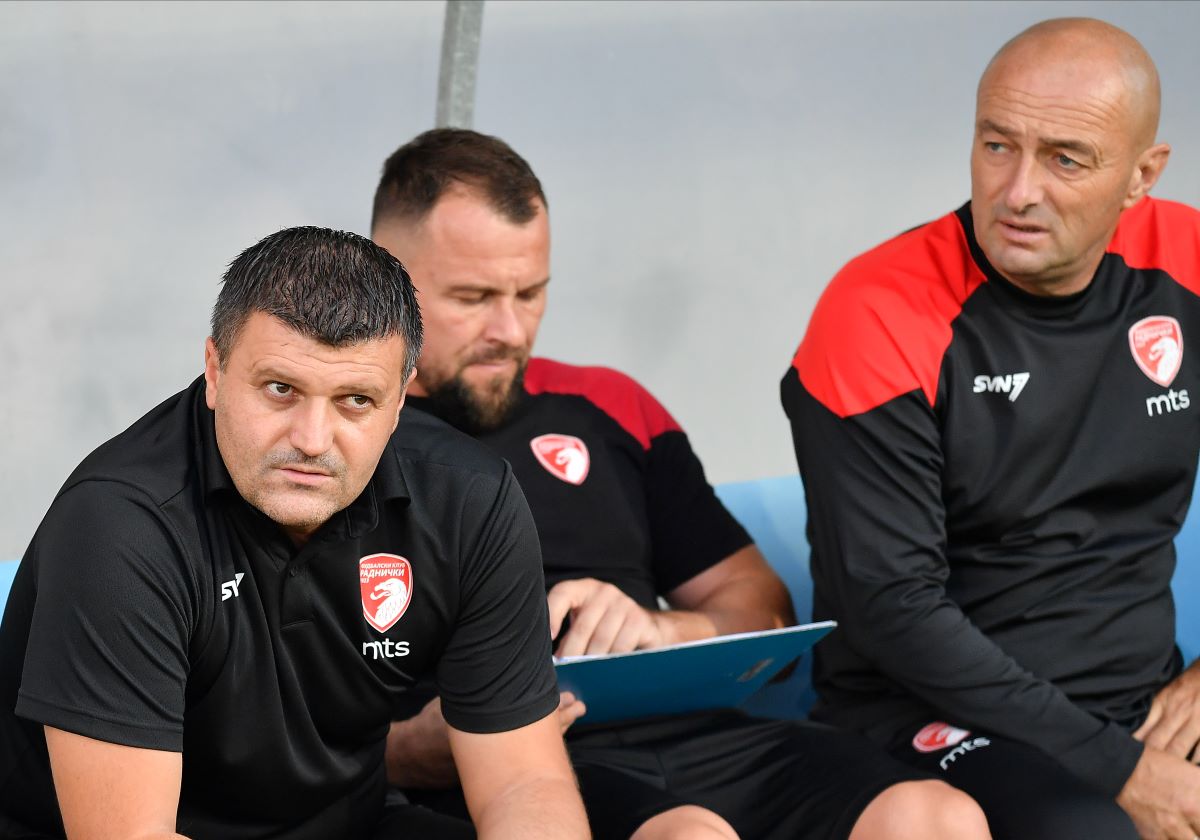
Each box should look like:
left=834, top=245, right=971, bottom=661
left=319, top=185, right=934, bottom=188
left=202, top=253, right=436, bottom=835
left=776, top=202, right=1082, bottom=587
left=1107, top=197, right=1200, bottom=296
left=524, top=358, right=681, bottom=450
left=792, top=211, right=987, bottom=418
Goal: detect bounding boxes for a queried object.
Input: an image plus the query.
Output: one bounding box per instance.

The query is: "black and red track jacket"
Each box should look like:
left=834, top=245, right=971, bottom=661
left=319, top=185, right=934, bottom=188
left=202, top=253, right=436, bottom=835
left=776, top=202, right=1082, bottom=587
left=782, top=197, right=1200, bottom=796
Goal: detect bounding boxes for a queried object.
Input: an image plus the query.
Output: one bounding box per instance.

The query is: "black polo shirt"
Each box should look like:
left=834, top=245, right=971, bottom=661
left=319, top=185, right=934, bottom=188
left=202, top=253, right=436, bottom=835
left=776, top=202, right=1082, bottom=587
left=0, top=377, right=558, bottom=839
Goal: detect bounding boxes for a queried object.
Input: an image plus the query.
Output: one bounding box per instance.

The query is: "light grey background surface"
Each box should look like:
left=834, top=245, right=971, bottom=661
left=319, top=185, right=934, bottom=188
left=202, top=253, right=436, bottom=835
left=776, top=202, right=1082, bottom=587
left=2, top=0, right=1198, bottom=558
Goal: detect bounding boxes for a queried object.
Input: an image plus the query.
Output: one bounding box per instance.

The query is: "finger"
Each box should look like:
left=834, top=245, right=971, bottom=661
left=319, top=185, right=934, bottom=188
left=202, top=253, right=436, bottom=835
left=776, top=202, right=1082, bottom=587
left=546, top=581, right=582, bottom=641
left=585, top=608, right=632, bottom=656
left=610, top=610, right=654, bottom=654
left=1144, top=711, right=1189, bottom=754
left=556, top=601, right=608, bottom=658
left=1134, top=700, right=1164, bottom=741
left=1164, top=713, right=1200, bottom=761
left=1173, top=813, right=1200, bottom=840
left=558, top=695, right=587, bottom=729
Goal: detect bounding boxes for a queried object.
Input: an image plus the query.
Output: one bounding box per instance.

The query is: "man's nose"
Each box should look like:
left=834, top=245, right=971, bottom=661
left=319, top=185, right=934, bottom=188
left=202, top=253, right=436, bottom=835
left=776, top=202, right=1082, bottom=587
left=483, top=298, right=526, bottom=348
left=289, top=399, right=334, bottom=457
left=1003, top=153, right=1044, bottom=213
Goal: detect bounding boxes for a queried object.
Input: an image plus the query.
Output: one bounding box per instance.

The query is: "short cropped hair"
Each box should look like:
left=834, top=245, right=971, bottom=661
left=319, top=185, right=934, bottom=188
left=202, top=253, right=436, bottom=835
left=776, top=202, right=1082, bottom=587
left=211, top=226, right=423, bottom=377
left=371, top=128, right=547, bottom=232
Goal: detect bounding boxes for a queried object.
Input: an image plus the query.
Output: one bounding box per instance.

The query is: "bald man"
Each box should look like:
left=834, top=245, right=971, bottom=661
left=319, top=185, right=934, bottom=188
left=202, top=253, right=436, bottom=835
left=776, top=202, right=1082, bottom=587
left=784, top=18, right=1200, bottom=840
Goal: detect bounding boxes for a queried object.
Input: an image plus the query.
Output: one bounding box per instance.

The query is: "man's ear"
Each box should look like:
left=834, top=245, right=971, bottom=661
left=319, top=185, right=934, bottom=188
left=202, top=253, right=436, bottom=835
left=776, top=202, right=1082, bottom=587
left=203, top=338, right=222, bottom=410
left=393, top=367, right=418, bottom=433
left=1124, top=142, right=1171, bottom=209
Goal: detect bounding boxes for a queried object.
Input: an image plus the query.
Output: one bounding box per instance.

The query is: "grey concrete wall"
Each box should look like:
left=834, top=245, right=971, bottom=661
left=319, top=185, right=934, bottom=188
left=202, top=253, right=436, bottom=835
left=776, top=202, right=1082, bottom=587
left=2, top=0, right=1197, bottom=558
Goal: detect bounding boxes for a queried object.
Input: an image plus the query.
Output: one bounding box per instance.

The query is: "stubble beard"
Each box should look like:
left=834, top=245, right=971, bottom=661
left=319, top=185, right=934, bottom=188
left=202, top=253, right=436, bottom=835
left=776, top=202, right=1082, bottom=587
left=423, top=358, right=527, bottom=436
left=245, top=450, right=351, bottom=539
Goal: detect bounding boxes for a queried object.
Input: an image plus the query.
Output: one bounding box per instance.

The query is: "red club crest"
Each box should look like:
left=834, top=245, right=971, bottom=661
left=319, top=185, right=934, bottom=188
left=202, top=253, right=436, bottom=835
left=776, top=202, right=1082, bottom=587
left=530, top=434, right=590, bottom=485
left=912, top=722, right=971, bottom=753
left=1129, top=316, right=1183, bottom=387
left=359, top=553, right=413, bottom=633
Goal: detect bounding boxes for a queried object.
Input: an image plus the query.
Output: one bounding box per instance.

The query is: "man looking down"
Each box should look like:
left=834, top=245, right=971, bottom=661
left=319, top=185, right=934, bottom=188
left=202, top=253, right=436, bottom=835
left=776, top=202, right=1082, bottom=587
left=372, top=128, right=991, bottom=840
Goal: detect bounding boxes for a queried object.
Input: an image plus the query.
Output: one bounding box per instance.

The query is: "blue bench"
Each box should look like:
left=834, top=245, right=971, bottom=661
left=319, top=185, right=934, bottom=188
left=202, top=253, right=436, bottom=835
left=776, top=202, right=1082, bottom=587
left=0, top=558, right=16, bottom=614
left=718, top=474, right=1200, bottom=719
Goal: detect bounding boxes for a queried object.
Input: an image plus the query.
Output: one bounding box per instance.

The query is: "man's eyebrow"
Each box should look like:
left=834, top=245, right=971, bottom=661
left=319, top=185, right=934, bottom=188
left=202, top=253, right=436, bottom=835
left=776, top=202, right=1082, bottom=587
left=1040, top=137, right=1097, bottom=159
left=250, top=363, right=300, bottom=382
left=520, top=277, right=551, bottom=294
left=251, top=365, right=387, bottom=398
left=977, top=118, right=1017, bottom=138
left=445, top=282, right=497, bottom=295
left=446, top=277, right=551, bottom=295
left=977, top=118, right=1097, bottom=159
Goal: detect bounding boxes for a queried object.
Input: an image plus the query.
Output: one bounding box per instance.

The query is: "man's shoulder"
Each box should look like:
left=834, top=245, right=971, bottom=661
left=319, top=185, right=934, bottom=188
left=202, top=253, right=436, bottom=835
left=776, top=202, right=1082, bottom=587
left=390, top=404, right=513, bottom=484
left=790, top=208, right=985, bottom=417
left=523, top=358, right=680, bottom=450
left=1109, top=196, right=1200, bottom=295
left=819, top=207, right=983, bottom=326
left=61, top=382, right=201, bottom=508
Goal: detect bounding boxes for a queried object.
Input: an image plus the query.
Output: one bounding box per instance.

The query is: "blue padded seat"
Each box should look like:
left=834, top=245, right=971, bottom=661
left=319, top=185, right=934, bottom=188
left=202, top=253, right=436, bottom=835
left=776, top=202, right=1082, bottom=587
left=0, top=559, right=17, bottom=613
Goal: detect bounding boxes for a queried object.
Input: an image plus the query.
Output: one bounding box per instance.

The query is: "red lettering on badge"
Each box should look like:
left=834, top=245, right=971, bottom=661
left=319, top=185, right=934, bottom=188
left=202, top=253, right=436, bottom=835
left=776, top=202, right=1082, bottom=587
left=1129, top=316, right=1183, bottom=387
left=359, top=553, right=413, bottom=633
left=912, top=722, right=971, bottom=753
left=530, top=434, right=590, bottom=485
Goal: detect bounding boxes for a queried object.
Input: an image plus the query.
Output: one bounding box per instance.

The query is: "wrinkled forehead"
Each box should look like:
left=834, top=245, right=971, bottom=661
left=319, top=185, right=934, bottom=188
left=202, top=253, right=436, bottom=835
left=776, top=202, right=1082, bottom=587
left=976, top=28, right=1159, bottom=149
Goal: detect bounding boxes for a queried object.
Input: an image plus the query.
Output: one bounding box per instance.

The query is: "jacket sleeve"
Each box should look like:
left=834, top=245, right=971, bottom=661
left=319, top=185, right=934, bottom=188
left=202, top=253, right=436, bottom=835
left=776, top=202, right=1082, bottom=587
left=782, top=370, right=1142, bottom=796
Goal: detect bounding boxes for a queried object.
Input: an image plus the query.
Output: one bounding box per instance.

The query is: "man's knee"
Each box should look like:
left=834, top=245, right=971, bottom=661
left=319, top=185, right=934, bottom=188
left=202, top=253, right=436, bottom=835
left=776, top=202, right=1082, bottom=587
left=630, top=804, right=738, bottom=840
left=850, top=780, right=990, bottom=840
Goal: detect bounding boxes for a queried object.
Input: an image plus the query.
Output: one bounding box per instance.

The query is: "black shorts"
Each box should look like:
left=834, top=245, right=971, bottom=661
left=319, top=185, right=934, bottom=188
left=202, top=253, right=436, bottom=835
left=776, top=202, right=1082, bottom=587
left=887, top=721, right=1138, bottom=840
left=566, top=710, right=931, bottom=840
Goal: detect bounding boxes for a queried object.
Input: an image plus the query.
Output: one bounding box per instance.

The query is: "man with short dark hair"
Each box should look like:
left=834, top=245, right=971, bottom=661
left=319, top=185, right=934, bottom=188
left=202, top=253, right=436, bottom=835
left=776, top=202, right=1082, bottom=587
left=0, top=226, right=589, bottom=839
left=784, top=17, right=1200, bottom=840
left=371, top=129, right=992, bottom=840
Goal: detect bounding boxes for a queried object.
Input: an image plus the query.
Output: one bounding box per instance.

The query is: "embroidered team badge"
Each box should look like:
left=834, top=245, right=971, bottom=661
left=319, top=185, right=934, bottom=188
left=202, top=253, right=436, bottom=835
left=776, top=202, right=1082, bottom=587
left=530, top=434, right=590, bottom=485
left=912, top=722, right=971, bottom=753
left=1129, top=316, right=1183, bottom=387
left=359, top=553, right=413, bottom=634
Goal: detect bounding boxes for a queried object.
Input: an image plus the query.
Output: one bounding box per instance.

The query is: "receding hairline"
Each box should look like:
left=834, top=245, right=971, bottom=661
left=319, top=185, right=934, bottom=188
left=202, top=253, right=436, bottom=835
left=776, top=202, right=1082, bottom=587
left=979, top=17, right=1161, bottom=149
left=373, top=182, right=549, bottom=240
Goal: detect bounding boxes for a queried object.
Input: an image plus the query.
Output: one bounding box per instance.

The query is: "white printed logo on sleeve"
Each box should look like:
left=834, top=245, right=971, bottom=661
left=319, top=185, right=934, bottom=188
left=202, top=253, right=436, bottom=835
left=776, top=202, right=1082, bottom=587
left=359, top=553, right=413, bottom=633
left=1129, top=316, right=1183, bottom=387
left=530, top=434, right=590, bottom=485
left=912, top=721, right=971, bottom=753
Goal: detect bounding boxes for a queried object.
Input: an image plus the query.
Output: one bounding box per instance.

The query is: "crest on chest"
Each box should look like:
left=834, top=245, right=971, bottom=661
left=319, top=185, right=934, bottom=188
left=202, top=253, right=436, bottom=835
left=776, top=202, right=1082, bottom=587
left=1129, top=316, right=1183, bottom=387
left=530, top=434, right=591, bottom=485
left=359, top=553, right=413, bottom=633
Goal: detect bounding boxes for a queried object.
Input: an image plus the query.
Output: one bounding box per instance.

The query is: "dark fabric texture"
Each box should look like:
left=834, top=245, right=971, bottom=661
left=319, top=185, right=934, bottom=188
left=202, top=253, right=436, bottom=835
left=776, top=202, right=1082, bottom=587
left=409, top=362, right=925, bottom=838
left=567, top=710, right=931, bottom=840
left=0, top=379, right=557, bottom=839
left=784, top=196, right=1200, bottom=796
left=889, top=723, right=1139, bottom=840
